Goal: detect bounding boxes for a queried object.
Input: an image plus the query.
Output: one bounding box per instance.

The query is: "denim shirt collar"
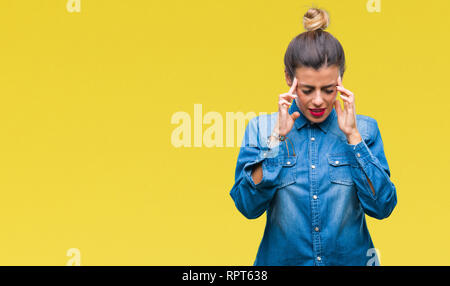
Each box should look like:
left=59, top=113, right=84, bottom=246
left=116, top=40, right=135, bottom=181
left=288, top=98, right=336, bottom=134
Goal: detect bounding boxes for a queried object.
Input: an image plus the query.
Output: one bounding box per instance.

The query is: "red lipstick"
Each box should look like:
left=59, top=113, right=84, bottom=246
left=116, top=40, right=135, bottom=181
left=309, top=108, right=325, bottom=117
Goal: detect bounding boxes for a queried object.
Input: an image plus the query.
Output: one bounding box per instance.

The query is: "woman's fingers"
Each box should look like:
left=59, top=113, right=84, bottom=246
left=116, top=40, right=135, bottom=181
left=279, top=92, right=297, bottom=112
left=279, top=92, right=297, bottom=101
left=334, top=99, right=343, bottom=118
left=288, top=76, right=298, bottom=95
left=340, top=95, right=352, bottom=113
left=278, top=76, right=298, bottom=109
left=276, top=77, right=300, bottom=136
left=339, top=94, right=351, bottom=104
left=335, top=76, right=358, bottom=133
left=291, top=111, right=301, bottom=121
left=336, top=86, right=354, bottom=103
left=336, top=78, right=355, bottom=113
left=279, top=98, right=292, bottom=108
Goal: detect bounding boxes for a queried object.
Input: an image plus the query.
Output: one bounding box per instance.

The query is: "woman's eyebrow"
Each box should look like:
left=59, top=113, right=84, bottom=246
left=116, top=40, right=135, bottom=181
left=300, top=83, right=337, bottom=89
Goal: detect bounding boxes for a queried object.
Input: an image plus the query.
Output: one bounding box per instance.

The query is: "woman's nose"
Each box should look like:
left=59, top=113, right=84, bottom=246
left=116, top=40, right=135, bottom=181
left=312, top=91, right=324, bottom=106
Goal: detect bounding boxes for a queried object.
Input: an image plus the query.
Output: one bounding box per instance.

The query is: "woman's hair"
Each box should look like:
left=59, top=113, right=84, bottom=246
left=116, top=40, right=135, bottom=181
left=284, top=7, right=346, bottom=80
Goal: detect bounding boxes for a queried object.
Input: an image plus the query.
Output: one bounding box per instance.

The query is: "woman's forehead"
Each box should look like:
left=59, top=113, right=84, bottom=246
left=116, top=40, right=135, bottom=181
left=295, top=66, right=339, bottom=86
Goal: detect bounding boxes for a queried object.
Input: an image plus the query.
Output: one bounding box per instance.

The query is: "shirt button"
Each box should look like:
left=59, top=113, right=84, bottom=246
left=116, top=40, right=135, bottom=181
left=317, top=256, right=321, bottom=261
left=357, top=153, right=361, bottom=158
left=313, top=195, right=318, bottom=200
left=311, top=165, right=316, bottom=169
left=311, top=137, right=315, bottom=141
left=335, top=161, right=339, bottom=164
left=314, top=227, right=319, bottom=232
left=286, top=161, right=291, bottom=165
left=263, top=152, right=267, bottom=157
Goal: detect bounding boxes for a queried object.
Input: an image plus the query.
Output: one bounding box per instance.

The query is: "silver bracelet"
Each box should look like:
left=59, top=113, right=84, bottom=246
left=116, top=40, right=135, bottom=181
left=267, top=132, right=286, bottom=149
left=271, top=131, right=286, bottom=141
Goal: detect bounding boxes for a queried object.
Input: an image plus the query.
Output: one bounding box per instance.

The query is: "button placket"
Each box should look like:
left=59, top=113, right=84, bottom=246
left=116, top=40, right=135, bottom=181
left=309, top=126, right=323, bottom=265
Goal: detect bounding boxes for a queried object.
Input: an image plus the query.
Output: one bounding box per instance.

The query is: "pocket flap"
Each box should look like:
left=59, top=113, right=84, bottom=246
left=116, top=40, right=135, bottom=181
left=282, top=155, right=297, bottom=167
left=327, top=153, right=354, bottom=167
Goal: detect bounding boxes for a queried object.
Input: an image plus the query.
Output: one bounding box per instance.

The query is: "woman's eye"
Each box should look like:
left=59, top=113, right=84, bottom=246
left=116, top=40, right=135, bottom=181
left=302, top=89, right=334, bottom=95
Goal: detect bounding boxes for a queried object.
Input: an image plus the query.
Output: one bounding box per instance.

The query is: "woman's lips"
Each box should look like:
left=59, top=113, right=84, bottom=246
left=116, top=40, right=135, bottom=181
left=309, top=108, right=326, bottom=117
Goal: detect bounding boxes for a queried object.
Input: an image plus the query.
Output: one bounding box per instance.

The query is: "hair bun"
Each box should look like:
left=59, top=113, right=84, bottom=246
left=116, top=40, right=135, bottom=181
left=303, top=8, right=329, bottom=32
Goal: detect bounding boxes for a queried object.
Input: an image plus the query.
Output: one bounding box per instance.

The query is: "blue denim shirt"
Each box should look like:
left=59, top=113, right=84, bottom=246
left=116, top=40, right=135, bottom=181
left=229, top=99, right=397, bottom=266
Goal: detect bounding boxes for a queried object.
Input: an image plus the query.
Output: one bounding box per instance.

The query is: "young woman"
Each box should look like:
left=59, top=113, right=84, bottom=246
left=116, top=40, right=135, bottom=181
left=229, top=7, right=397, bottom=266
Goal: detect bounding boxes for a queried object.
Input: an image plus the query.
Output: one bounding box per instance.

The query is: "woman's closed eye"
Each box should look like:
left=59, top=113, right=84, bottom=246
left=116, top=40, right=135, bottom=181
left=302, top=89, right=334, bottom=95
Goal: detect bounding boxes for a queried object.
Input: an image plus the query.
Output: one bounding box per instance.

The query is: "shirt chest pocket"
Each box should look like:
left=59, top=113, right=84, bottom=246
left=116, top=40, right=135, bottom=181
left=278, top=155, right=297, bottom=189
left=327, top=153, right=356, bottom=186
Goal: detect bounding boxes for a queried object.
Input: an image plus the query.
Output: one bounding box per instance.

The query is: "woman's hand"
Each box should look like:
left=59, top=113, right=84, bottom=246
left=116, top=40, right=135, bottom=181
left=253, top=77, right=300, bottom=184
left=334, top=76, right=362, bottom=145
left=275, top=77, right=301, bottom=136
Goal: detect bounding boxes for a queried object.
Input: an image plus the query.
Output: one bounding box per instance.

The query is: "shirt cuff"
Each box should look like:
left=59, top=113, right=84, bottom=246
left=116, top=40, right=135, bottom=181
left=243, top=144, right=286, bottom=190
left=347, top=138, right=374, bottom=167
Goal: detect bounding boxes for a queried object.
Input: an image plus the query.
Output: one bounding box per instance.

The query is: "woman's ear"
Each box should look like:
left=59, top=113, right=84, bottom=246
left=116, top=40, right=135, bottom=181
left=285, top=70, right=292, bottom=86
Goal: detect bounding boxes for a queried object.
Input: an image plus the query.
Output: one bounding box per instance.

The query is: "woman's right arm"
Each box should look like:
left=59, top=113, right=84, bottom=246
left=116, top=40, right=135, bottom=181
left=229, top=77, right=301, bottom=219
left=229, top=117, right=286, bottom=219
left=251, top=162, right=263, bottom=185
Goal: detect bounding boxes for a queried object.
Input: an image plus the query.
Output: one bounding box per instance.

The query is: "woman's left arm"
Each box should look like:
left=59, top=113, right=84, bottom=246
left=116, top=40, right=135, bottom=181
left=347, top=120, right=398, bottom=219
left=335, top=76, right=397, bottom=220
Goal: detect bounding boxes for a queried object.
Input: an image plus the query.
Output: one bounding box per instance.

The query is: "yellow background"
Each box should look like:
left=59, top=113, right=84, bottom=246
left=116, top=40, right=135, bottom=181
left=0, top=0, right=448, bottom=265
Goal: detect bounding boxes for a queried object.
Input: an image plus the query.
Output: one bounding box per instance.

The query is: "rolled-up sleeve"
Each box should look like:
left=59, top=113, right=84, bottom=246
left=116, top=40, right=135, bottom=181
left=347, top=119, right=397, bottom=220
left=229, top=116, right=286, bottom=219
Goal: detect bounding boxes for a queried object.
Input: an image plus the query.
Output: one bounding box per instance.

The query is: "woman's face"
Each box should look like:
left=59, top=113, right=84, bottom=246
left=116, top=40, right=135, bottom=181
left=285, top=65, right=340, bottom=124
